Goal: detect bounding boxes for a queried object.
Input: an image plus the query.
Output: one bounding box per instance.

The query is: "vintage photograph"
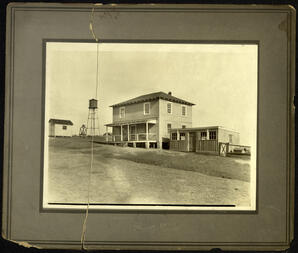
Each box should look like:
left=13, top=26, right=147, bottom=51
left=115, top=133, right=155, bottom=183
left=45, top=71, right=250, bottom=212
left=43, top=42, right=257, bottom=210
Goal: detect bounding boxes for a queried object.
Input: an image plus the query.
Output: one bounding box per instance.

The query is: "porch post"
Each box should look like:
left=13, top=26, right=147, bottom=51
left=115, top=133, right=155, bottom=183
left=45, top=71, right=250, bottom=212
left=127, top=124, right=130, bottom=141
left=146, top=121, right=149, bottom=141
left=136, top=124, right=139, bottom=141
left=120, top=125, right=123, bottom=141
left=186, top=132, right=190, bottom=152
left=145, top=121, right=149, bottom=149
left=105, top=126, right=108, bottom=141
left=177, top=129, right=179, bottom=140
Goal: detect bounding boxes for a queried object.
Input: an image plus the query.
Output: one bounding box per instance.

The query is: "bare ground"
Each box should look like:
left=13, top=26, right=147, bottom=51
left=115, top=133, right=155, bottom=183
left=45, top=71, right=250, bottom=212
left=47, top=137, right=251, bottom=206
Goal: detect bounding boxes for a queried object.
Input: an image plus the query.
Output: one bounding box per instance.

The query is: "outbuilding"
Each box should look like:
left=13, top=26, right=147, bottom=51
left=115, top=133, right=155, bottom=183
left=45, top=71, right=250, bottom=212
left=48, top=119, right=74, bottom=137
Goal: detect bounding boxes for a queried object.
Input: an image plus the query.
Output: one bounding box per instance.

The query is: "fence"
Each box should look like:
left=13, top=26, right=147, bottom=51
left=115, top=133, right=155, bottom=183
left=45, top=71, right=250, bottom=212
left=219, top=143, right=251, bottom=157
left=228, top=144, right=251, bottom=155
left=196, top=140, right=218, bottom=153
left=169, top=140, right=188, bottom=152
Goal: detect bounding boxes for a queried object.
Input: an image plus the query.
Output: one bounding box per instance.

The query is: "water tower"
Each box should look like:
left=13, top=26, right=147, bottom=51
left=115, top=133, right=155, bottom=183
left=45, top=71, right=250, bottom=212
left=86, top=98, right=99, bottom=136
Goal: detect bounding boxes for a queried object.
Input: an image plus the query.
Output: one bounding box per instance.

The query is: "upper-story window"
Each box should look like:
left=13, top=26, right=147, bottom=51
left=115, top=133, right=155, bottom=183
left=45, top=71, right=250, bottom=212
left=167, top=103, right=172, bottom=114
left=62, top=125, right=67, bottom=130
left=181, top=105, right=187, bottom=116
left=144, top=102, right=150, bottom=115
left=182, top=125, right=186, bottom=129
left=119, top=107, right=125, bottom=118
left=209, top=130, right=217, bottom=140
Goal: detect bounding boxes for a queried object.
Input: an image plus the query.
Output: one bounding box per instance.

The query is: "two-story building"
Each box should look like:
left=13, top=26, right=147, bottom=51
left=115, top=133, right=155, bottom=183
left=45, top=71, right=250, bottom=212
left=105, top=91, right=195, bottom=149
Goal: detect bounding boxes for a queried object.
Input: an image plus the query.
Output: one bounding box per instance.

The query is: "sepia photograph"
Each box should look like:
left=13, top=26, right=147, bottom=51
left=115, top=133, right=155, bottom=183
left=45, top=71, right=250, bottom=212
left=43, top=42, right=257, bottom=210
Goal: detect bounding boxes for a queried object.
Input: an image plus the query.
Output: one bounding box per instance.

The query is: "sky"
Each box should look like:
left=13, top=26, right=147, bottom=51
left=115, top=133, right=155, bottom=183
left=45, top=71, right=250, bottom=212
left=45, top=42, right=258, bottom=145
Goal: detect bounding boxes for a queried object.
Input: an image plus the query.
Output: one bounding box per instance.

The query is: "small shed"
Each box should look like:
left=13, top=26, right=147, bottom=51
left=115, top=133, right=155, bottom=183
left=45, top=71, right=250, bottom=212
left=169, top=126, right=240, bottom=155
left=48, top=119, right=74, bottom=137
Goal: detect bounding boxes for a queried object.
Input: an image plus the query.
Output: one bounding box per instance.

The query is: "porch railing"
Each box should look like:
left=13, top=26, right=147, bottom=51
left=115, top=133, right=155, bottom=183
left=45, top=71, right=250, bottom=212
left=108, top=133, right=157, bottom=142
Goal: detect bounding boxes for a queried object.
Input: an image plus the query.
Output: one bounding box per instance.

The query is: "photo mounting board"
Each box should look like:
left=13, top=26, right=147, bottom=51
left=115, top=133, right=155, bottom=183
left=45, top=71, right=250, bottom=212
left=2, top=3, right=295, bottom=251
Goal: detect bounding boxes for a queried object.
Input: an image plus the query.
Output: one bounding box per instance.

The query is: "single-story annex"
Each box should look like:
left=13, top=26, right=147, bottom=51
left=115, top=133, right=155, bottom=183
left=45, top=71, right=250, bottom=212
left=170, top=126, right=250, bottom=156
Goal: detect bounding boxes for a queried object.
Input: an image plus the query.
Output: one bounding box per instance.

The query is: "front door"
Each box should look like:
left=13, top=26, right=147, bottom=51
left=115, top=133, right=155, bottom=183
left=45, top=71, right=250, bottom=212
left=122, top=125, right=128, bottom=141
left=189, top=132, right=196, bottom=152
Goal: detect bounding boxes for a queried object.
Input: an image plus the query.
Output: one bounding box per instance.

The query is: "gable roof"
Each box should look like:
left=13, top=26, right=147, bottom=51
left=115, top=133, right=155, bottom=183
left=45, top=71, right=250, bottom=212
left=110, top=92, right=195, bottom=107
left=49, top=119, right=73, bottom=125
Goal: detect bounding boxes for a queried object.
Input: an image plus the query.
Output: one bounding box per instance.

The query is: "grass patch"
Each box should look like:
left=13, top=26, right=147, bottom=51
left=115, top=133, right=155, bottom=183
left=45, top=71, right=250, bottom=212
left=49, top=137, right=250, bottom=182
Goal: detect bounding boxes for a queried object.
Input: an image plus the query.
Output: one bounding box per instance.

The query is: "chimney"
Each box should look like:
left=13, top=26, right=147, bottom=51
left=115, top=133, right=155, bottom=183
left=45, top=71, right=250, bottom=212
left=168, top=91, right=172, bottom=96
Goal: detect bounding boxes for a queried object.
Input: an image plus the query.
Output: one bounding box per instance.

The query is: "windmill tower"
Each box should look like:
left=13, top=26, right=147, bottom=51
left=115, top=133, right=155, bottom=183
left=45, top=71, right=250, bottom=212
left=79, top=124, right=87, bottom=137
left=86, top=98, right=100, bottom=136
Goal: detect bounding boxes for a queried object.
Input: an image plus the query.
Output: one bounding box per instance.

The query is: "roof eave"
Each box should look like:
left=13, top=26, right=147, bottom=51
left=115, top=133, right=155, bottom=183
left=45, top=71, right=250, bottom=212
left=110, top=97, right=159, bottom=107
left=111, top=100, right=195, bottom=107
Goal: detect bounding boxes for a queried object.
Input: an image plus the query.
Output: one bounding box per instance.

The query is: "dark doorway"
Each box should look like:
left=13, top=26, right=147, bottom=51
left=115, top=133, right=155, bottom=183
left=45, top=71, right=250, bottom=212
left=162, top=142, right=169, bottom=149
left=189, top=132, right=196, bottom=152
left=162, top=137, right=170, bottom=149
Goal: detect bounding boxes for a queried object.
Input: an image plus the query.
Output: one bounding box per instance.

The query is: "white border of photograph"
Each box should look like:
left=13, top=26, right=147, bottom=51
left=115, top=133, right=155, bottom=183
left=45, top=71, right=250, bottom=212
left=43, top=42, right=258, bottom=211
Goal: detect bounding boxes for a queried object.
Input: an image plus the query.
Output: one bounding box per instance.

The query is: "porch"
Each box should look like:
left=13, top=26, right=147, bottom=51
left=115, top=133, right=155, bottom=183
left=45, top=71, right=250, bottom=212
left=105, top=119, right=158, bottom=148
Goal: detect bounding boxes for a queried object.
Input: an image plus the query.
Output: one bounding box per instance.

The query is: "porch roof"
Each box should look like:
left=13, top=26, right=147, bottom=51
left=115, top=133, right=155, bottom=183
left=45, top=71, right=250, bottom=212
left=105, top=118, right=157, bottom=127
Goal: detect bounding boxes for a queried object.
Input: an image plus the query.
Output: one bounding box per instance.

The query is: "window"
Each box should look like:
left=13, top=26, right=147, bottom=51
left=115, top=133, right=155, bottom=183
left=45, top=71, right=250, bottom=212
left=62, top=125, right=67, bottom=130
left=182, top=125, right=186, bottom=129
left=229, top=134, right=233, bottom=143
left=144, top=102, right=150, bottom=115
left=119, top=107, right=125, bottom=118
left=182, top=105, right=187, bottom=116
left=167, top=103, right=172, bottom=114
left=180, top=132, right=186, bottom=140
left=171, top=133, right=177, bottom=140
left=167, top=123, right=172, bottom=133
left=200, top=131, right=207, bottom=140
left=209, top=130, right=217, bottom=140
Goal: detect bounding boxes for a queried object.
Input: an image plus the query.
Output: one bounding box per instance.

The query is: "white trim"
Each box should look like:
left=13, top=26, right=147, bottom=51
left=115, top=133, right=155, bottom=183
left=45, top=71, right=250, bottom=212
left=181, top=105, right=187, bottom=116
left=119, top=106, right=125, bottom=118
left=143, top=102, right=150, bottom=115
left=167, top=102, right=172, bottom=114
